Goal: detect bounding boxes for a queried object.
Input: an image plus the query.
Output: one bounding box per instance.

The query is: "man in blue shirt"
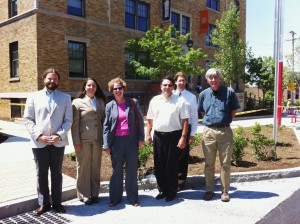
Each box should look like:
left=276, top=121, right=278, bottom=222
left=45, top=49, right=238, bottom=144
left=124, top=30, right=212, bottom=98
left=198, top=68, right=240, bottom=202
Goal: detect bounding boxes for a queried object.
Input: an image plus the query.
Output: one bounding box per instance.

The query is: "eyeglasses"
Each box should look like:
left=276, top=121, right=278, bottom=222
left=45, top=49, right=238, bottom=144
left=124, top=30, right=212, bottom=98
left=162, top=84, right=173, bottom=87
left=113, top=87, right=123, bottom=91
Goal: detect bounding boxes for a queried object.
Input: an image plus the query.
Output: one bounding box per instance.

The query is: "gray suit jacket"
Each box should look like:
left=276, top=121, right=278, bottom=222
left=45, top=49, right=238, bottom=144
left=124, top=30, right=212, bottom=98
left=24, top=88, right=73, bottom=148
left=71, top=96, right=105, bottom=146
left=103, top=97, right=145, bottom=149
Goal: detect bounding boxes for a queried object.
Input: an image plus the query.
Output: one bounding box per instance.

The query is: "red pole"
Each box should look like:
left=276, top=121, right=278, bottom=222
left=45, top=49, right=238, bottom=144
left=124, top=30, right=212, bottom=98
left=277, top=61, right=283, bottom=125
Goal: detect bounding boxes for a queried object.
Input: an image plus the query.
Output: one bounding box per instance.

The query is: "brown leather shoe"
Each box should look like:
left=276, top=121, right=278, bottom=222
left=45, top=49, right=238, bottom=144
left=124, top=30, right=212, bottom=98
left=221, top=192, right=230, bottom=202
left=32, top=203, right=51, bottom=216
left=203, top=191, right=215, bottom=201
left=52, top=204, right=66, bottom=213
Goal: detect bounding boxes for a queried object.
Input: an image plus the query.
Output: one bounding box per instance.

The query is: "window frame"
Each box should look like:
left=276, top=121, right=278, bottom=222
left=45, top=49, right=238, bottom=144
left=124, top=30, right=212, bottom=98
left=125, top=0, right=150, bottom=32
left=67, top=0, right=85, bottom=17
left=125, top=51, right=150, bottom=80
left=9, top=0, right=18, bottom=18
left=206, top=24, right=218, bottom=47
left=68, top=41, right=87, bottom=78
left=171, top=10, right=192, bottom=35
left=9, top=42, right=19, bottom=79
left=206, top=0, right=220, bottom=11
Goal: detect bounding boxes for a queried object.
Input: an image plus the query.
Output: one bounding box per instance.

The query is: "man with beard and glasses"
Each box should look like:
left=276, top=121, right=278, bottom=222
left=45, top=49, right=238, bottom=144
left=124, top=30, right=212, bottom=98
left=24, top=68, right=73, bottom=216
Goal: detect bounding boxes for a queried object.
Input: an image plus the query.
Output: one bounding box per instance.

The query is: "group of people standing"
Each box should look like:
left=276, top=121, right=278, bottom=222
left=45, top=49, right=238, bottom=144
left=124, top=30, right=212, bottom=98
left=23, top=67, right=240, bottom=216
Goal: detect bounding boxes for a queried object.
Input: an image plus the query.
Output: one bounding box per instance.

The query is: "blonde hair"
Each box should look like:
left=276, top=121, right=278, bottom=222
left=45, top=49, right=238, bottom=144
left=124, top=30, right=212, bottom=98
left=107, top=77, right=127, bottom=92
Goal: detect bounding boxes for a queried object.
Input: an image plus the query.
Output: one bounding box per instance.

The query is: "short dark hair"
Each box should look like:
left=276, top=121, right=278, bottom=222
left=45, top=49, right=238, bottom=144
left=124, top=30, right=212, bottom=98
left=161, top=76, right=175, bottom=86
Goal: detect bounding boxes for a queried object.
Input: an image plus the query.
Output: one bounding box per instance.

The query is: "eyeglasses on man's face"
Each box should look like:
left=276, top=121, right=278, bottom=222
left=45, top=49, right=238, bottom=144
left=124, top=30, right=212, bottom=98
left=113, top=87, right=123, bottom=91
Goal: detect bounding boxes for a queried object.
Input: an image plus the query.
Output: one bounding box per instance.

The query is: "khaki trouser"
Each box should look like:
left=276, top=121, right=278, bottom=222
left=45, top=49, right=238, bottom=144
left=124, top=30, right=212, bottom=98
left=202, top=126, right=233, bottom=192
left=76, top=139, right=102, bottom=199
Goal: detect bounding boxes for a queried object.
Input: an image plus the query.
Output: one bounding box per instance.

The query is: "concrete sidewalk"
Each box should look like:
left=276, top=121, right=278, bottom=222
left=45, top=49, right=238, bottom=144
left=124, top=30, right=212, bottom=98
left=1, top=115, right=300, bottom=222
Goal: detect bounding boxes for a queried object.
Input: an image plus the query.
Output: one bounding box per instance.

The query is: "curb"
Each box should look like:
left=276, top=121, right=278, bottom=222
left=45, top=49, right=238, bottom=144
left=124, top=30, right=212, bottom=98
left=1, top=166, right=300, bottom=219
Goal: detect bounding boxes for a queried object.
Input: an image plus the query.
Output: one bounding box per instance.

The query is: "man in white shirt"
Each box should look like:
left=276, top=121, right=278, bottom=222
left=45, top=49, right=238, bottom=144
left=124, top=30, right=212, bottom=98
left=174, top=72, right=198, bottom=191
left=146, top=76, right=189, bottom=202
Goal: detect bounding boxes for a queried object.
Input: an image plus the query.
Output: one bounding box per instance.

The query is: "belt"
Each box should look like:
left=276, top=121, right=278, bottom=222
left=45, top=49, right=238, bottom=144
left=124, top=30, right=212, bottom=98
left=155, top=130, right=179, bottom=135
left=206, top=124, right=230, bottom=128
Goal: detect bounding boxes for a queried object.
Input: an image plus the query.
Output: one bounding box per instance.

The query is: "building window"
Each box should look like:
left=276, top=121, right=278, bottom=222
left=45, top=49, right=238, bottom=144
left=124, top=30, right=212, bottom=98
left=125, top=0, right=149, bottom=32
left=206, top=0, right=220, bottom=11
left=171, top=12, right=191, bottom=35
left=68, top=41, right=87, bottom=78
left=11, top=98, right=22, bottom=118
left=10, top=42, right=19, bottom=78
left=125, top=52, right=150, bottom=80
left=234, top=0, right=240, bottom=11
left=9, top=0, right=18, bottom=18
left=67, top=0, right=84, bottom=17
left=206, top=24, right=217, bottom=47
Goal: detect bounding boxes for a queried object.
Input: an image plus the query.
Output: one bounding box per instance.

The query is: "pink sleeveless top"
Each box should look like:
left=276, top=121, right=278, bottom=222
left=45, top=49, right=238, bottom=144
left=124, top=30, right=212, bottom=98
left=115, top=102, right=129, bottom=136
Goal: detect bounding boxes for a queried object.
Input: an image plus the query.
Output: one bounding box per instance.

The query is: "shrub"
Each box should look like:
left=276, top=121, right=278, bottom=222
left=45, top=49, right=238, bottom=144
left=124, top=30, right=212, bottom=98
left=69, top=151, right=76, bottom=161
left=190, top=133, right=202, bottom=149
left=138, top=143, right=153, bottom=167
left=232, top=126, right=247, bottom=166
left=251, top=122, right=261, bottom=135
left=249, top=122, right=275, bottom=160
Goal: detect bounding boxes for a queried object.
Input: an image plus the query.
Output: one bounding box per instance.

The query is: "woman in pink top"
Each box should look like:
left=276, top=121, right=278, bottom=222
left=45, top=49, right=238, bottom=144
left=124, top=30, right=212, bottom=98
left=103, top=77, right=145, bottom=207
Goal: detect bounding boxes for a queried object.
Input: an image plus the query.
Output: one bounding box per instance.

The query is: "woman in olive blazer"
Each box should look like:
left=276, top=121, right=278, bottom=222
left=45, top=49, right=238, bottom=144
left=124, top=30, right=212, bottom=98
left=71, top=78, right=106, bottom=205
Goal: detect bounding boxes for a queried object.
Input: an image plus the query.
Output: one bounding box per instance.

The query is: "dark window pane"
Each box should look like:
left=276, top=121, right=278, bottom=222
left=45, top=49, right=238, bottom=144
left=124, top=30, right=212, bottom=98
left=68, top=41, right=86, bottom=78
left=206, top=0, right=220, bottom=11
left=138, top=17, right=147, bottom=31
left=171, top=12, right=180, bottom=31
left=9, top=0, right=18, bottom=17
left=67, top=0, right=84, bottom=17
left=125, top=52, right=150, bottom=80
left=10, top=42, right=19, bottom=78
left=182, top=16, right=190, bottom=35
left=125, top=0, right=149, bottom=31
left=125, top=13, right=135, bottom=28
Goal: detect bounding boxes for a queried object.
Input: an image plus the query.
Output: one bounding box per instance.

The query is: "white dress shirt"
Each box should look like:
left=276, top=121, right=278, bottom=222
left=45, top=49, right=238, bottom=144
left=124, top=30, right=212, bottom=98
left=174, top=89, right=198, bottom=136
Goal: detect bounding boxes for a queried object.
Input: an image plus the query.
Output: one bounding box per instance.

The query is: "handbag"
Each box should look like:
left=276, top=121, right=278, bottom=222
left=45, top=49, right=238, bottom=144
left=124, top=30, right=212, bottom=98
left=129, top=98, right=139, bottom=130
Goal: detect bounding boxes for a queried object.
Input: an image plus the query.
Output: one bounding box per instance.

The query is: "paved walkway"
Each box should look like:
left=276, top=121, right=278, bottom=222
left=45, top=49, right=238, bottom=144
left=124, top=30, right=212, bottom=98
left=1, top=115, right=300, bottom=223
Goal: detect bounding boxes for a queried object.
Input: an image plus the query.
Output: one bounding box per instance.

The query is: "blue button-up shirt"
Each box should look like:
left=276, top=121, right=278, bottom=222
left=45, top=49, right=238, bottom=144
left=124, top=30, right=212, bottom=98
left=198, top=86, right=240, bottom=126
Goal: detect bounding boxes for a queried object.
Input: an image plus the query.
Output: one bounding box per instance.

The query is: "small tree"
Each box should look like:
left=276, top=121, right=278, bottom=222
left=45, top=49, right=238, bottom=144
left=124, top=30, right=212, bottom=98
left=211, top=2, right=246, bottom=86
left=245, top=54, right=275, bottom=101
left=125, top=25, right=206, bottom=80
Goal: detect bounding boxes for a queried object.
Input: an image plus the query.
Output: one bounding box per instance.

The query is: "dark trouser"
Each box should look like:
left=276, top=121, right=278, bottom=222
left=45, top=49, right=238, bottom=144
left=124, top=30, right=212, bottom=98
left=153, top=130, right=182, bottom=197
left=32, top=145, right=65, bottom=206
left=109, top=136, right=139, bottom=203
left=178, top=125, right=191, bottom=188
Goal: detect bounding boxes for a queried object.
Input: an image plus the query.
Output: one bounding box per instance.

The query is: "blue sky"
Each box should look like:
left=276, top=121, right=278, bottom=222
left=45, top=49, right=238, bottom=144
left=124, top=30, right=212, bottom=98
left=246, top=0, right=300, bottom=71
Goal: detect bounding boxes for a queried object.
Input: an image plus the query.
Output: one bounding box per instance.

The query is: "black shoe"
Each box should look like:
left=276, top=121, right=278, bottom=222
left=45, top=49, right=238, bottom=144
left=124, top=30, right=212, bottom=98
left=132, top=201, right=140, bottom=207
left=91, top=197, right=99, bottom=203
left=177, top=182, right=185, bottom=192
left=52, top=204, right=66, bottom=213
left=165, top=194, right=176, bottom=202
left=109, top=201, right=121, bottom=207
left=32, top=203, right=51, bottom=216
left=84, top=198, right=93, bottom=205
left=155, top=192, right=166, bottom=200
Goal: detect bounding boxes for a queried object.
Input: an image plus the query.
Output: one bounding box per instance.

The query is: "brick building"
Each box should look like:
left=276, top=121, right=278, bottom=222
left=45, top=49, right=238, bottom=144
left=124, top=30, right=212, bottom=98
left=0, top=0, right=246, bottom=119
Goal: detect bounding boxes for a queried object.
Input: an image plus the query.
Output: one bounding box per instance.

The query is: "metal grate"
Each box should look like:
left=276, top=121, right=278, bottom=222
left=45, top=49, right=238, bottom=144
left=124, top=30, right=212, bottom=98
left=0, top=211, right=72, bottom=224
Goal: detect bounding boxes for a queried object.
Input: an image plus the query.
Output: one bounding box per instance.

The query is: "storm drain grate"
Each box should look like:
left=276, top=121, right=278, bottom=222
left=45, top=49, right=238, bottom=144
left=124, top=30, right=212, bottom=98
left=0, top=211, right=72, bottom=224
